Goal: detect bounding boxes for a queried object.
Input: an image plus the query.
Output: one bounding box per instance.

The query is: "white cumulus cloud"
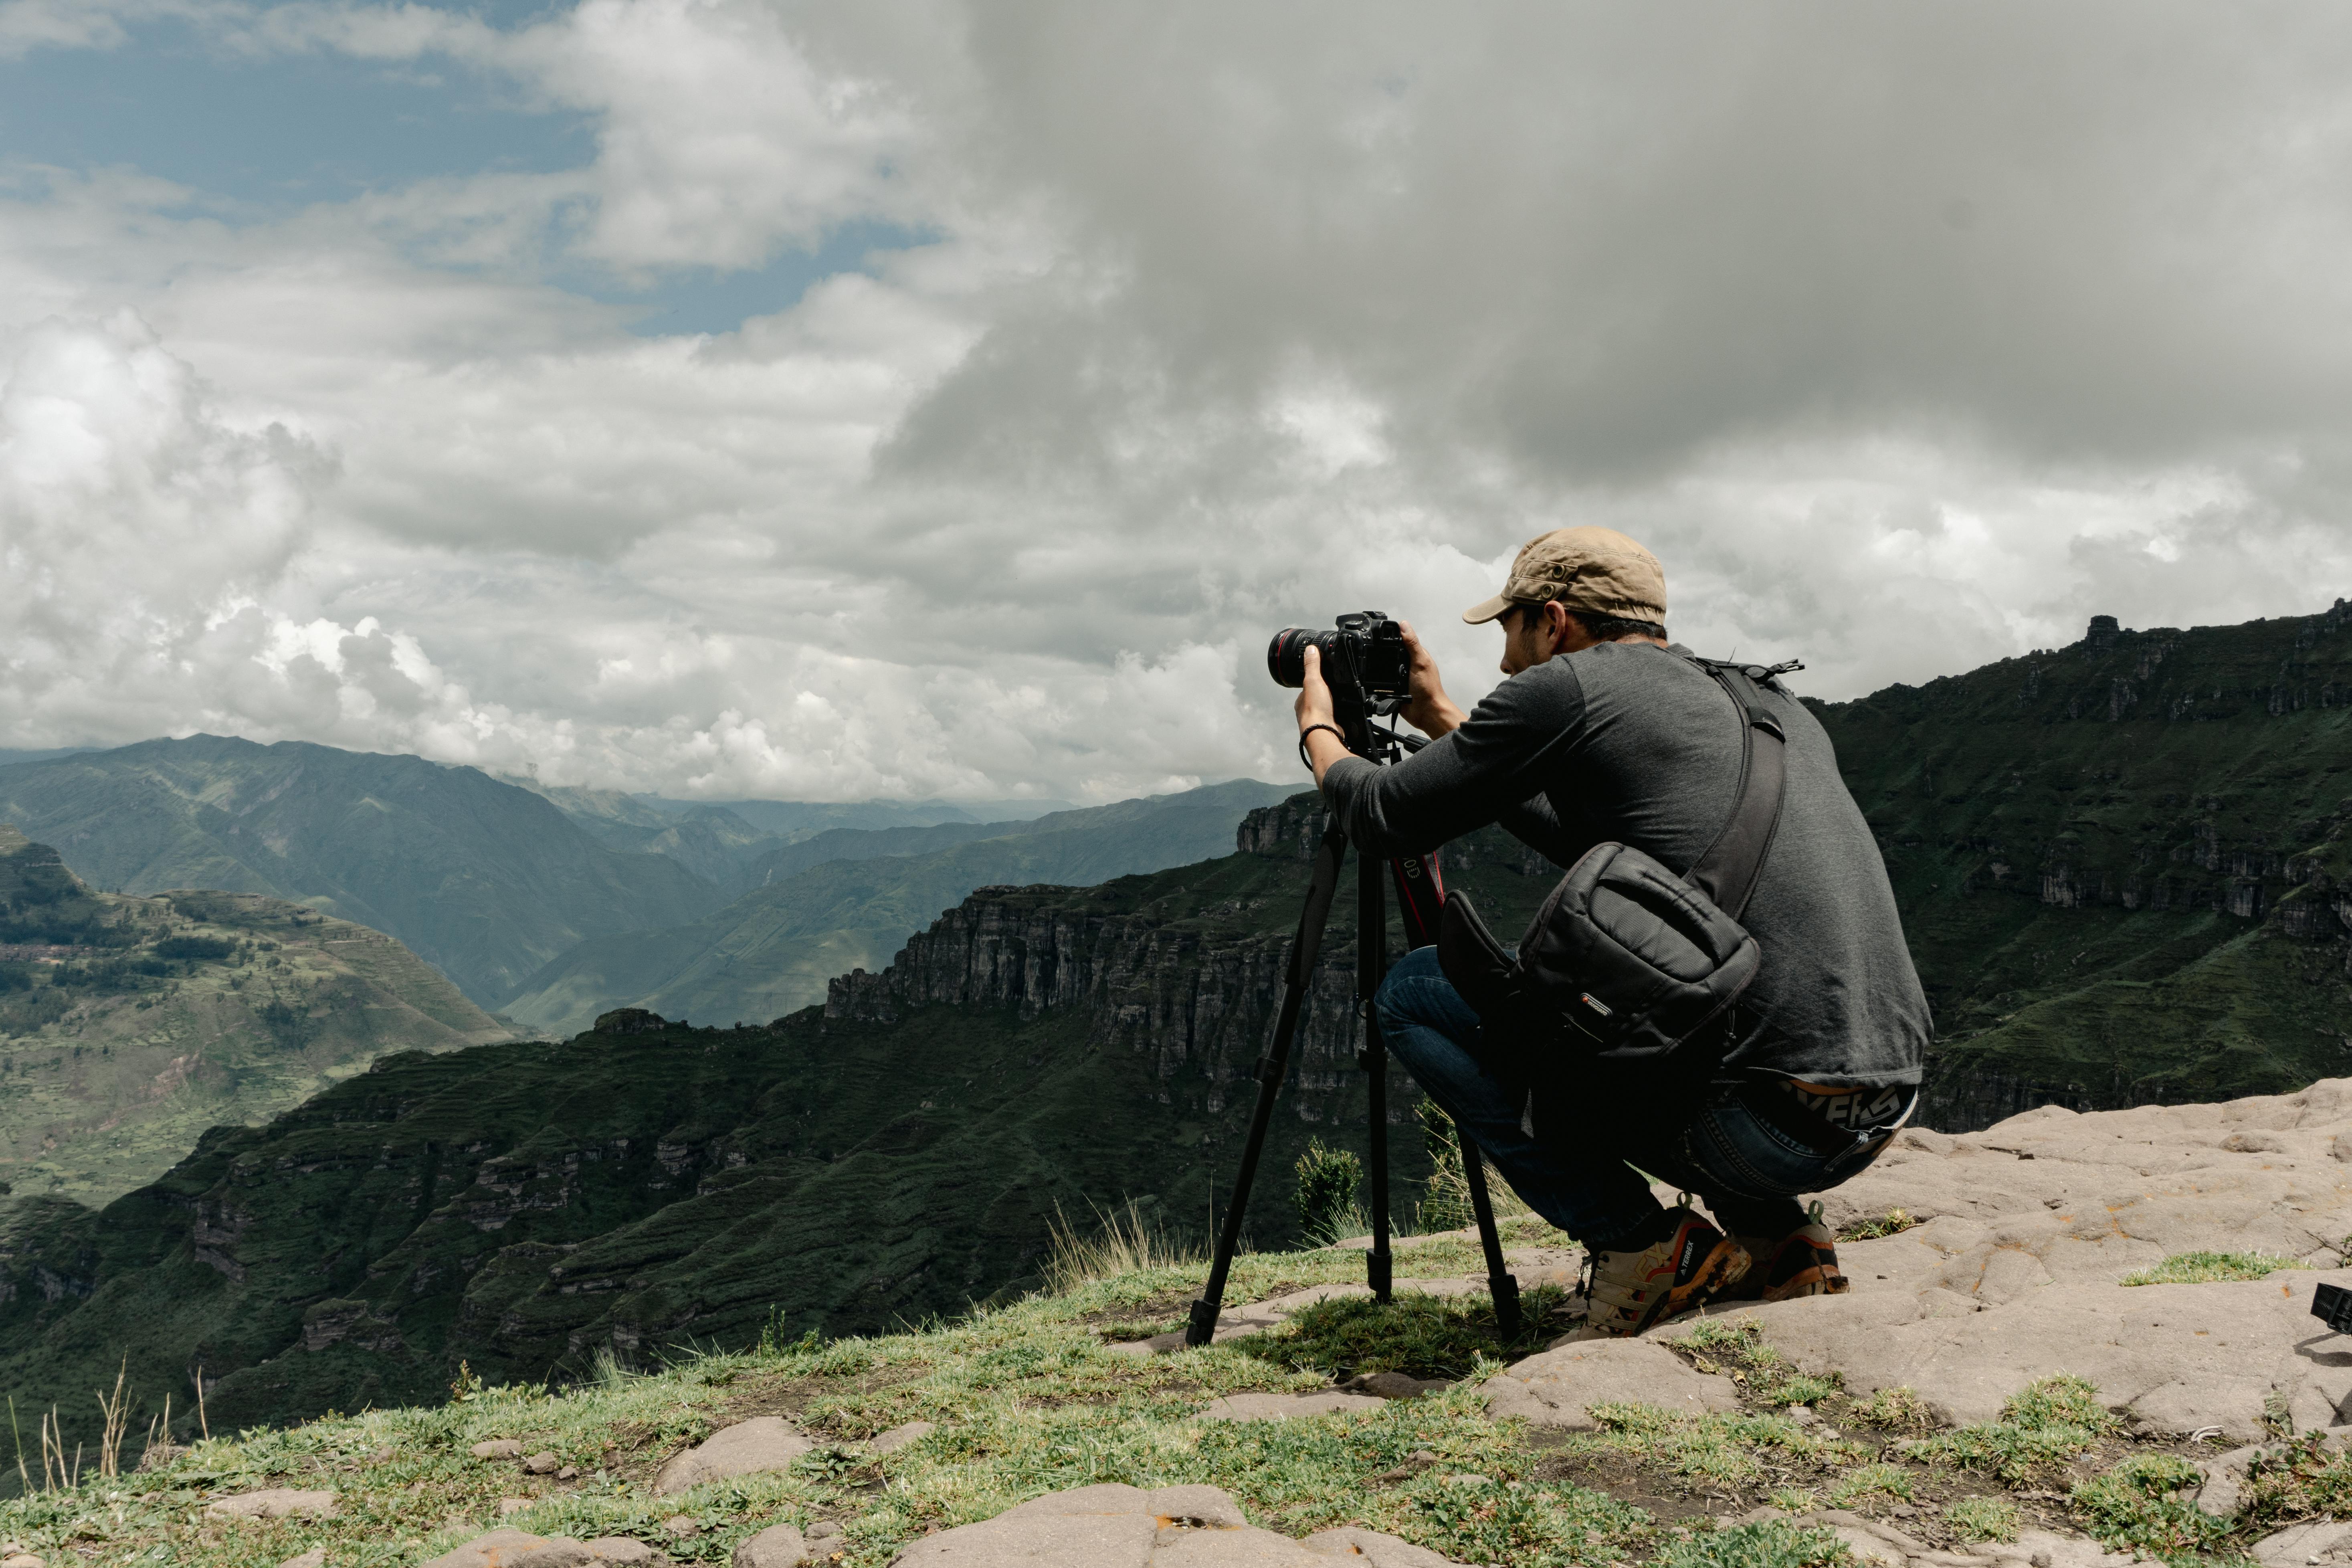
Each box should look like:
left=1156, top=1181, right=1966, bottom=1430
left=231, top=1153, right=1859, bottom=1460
left=4, top=1, right=2352, bottom=800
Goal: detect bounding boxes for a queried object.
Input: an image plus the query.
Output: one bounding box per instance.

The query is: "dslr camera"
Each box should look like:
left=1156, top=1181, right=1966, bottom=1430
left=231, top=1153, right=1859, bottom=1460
left=1267, top=611, right=1411, bottom=709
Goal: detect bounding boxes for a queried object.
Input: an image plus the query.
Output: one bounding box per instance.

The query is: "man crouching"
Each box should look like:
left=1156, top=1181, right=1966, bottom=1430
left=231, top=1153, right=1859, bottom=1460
left=1291, top=527, right=1929, bottom=1339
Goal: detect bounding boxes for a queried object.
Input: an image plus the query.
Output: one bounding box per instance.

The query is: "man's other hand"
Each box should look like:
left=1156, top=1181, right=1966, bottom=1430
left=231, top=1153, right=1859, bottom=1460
left=1397, top=620, right=1467, bottom=738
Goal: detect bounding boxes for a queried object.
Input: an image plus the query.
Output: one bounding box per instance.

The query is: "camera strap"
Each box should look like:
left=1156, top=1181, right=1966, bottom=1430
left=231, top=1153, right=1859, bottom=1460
left=1680, top=658, right=1793, bottom=922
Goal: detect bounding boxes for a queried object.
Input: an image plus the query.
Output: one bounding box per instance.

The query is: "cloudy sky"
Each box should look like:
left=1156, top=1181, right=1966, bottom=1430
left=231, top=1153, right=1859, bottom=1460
left=4, top=1, right=2350, bottom=802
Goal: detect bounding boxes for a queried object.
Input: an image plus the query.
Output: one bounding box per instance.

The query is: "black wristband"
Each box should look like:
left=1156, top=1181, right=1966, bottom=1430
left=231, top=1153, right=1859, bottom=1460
left=1297, top=723, right=1347, bottom=771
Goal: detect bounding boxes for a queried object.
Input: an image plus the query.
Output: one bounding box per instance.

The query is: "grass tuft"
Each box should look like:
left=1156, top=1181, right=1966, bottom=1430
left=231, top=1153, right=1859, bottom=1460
left=1836, top=1209, right=1918, bottom=1241
left=1847, top=1386, right=1936, bottom=1433
left=1903, top=1375, right=2118, bottom=1485
left=1827, top=1463, right=1915, bottom=1509
left=1659, top=1520, right=1857, bottom=1568
left=2067, top=1453, right=2231, bottom=1563
left=1675, top=1320, right=1843, bottom=1409
left=2119, top=1251, right=2305, bottom=1286
left=1226, top=1286, right=1575, bottom=1380
left=1041, top=1198, right=1203, bottom=1294
left=1945, top=1494, right=2024, bottom=1544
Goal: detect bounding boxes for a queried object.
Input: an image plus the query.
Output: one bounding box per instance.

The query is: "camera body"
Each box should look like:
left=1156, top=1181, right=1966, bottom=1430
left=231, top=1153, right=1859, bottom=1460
left=1267, top=611, right=1412, bottom=705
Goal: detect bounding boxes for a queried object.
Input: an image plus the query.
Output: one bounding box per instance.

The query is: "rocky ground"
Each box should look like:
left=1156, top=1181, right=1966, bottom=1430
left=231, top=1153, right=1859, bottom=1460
left=12, top=1083, right=2352, bottom=1567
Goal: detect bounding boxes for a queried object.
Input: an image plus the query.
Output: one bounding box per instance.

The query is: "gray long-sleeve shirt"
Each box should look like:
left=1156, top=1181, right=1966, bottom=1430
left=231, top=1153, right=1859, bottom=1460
left=1321, top=641, right=1927, bottom=1088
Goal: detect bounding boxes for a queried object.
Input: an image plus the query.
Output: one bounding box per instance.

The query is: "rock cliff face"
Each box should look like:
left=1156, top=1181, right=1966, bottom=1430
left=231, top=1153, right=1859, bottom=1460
left=826, top=799, right=1554, bottom=1128
left=1815, top=600, right=2352, bottom=1127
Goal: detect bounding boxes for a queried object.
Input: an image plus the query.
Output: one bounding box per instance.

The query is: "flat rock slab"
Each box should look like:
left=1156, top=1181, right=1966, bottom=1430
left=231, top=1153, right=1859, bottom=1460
left=1482, top=1338, right=1740, bottom=1430
left=1196, top=1392, right=1390, bottom=1422
left=871, top=1420, right=937, bottom=1455
left=502, top=1542, right=662, bottom=1568
left=2252, top=1521, right=2352, bottom=1568
left=654, top=1416, right=812, bottom=1495
left=1499, top=1079, right=2352, bottom=1444
left=733, top=1524, right=808, bottom=1568
left=887, top=1483, right=1466, bottom=1566
left=1676, top=1261, right=2352, bottom=1441
left=422, top=1532, right=562, bottom=1568
left=205, top=1488, right=337, bottom=1519
left=580, top=1544, right=659, bottom=1566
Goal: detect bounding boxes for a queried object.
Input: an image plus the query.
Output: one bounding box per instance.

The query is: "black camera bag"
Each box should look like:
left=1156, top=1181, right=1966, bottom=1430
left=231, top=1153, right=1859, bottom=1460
left=1437, top=657, right=1790, bottom=1068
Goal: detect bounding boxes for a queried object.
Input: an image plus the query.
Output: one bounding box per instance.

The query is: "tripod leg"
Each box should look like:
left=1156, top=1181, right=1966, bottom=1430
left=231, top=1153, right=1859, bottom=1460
left=1363, top=1013, right=1392, bottom=1303
left=1186, top=824, right=1350, bottom=1348
left=1359, top=852, right=1392, bottom=1303
left=1460, top=1144, right=1522, bottom=1338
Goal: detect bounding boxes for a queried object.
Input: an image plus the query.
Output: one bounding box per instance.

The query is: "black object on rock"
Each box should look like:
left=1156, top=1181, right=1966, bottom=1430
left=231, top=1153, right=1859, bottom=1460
left=2312, top=1281, right=2352, bottom=1334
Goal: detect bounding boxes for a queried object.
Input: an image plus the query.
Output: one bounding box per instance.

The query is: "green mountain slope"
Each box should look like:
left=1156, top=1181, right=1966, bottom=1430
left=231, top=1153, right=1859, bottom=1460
left=0, top=737, right=726, bottom=1006
left=1812, top=602, right=2352, bottom=1125
left=0, top=800, right=1554, bottom=1442
left=0, top=826, right=507, bottom=1203
left=499, top=779, right=1293, bottom=1036
left=507, top=780, right=1087, bottom=891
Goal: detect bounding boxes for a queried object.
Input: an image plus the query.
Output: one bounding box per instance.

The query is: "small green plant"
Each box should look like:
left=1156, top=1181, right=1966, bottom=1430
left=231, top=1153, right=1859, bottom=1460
left=1827, top=1463, right=1914, bottom=1509
left=1999, top=1373, right=2118, bottom=1433
left=1657, top=1520, right=1855, bottom=1568
left=2239, top=1430, right=2352, bottom=1528
left=1675, top=1319, right=1842, bottom=1408
left=1847, top=1386, right=1935, bottom=1432
left=2068, top=1453, right=2229, bottom=1560
left=1903, top=1374, right=2117, bottom=1484
left=2119, top=1251, right=2303, bottom=1286
left=1293, top=1138, right=1365, bottom=1247
left=1945, top=1495, right=2023, bottom=1544
left=1837, top=1208, right=1918, bottom=1241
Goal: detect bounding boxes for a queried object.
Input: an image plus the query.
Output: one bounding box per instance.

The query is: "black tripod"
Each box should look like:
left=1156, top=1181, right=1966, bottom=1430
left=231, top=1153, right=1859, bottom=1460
left=1185, top=720, right=1521, bottom=1348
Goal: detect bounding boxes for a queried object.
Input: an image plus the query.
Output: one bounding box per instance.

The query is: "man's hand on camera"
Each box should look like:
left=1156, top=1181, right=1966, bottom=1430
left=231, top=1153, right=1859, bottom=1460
left=1396, top=620, right=1467, bottom=738
left=1293, top=646, right=1349, bottom=786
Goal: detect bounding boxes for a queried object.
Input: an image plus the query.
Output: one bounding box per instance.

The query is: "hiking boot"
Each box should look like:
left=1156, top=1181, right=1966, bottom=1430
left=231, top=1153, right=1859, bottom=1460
left=1718, top=1203, right=1851, bottom=1302
left=1555, top=1205, right=1751, bottom=1341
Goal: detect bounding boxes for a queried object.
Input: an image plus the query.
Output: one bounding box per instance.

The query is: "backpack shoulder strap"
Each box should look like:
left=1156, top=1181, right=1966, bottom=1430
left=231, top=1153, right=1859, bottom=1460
left=1683, top=659, right=1795, bottom=920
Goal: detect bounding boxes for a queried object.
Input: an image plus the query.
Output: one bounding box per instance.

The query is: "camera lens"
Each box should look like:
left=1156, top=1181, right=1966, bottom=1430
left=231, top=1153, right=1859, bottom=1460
left=1267, top=628, right=1328, bottom=689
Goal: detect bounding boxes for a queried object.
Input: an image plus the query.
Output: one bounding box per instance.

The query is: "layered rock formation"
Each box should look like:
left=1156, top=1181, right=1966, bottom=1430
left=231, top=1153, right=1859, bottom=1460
left=826, top=798, right=1556, bottom=1127
left=1817, top=599, right=2352, bottom=1127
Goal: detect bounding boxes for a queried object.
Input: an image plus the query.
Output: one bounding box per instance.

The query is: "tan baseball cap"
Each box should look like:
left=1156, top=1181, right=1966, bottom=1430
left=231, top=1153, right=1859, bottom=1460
left=1462, top=526, right=1667, bottom=626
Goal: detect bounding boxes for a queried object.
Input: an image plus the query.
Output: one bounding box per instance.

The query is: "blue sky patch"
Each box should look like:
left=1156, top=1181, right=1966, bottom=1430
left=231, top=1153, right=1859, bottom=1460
left=0, top=2, right=914, bottom=335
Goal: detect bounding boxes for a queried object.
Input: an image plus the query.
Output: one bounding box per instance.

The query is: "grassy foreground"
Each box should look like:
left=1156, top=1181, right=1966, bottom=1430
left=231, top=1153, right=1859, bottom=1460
left=5, top=1227, right=2344, bottom=1568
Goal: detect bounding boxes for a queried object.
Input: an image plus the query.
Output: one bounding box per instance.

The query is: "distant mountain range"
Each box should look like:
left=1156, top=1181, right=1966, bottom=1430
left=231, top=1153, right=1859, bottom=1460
left=497, top=778, right=1295, bottom=1036
left=501, top=778, right=1077, bottom=891
left=0, top=826, right=505, bottom=1204
left=0, top=738, right=722, bottom=1006
left=0, top=738, right=1241, bottom=1028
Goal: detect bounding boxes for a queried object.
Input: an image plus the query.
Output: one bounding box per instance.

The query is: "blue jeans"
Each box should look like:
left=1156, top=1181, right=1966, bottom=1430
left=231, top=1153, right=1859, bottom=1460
left=1374, top=945, right=1866, bottom=1246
